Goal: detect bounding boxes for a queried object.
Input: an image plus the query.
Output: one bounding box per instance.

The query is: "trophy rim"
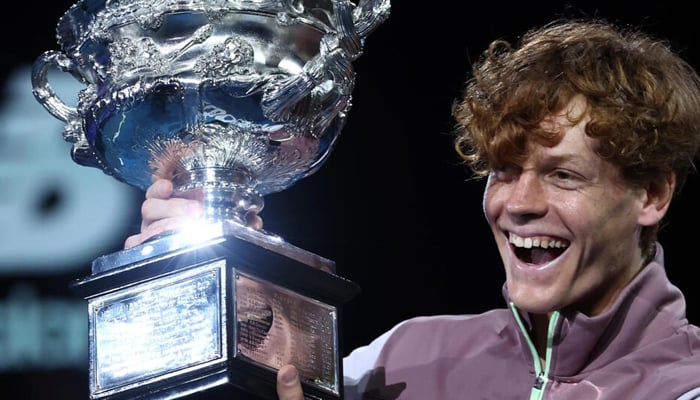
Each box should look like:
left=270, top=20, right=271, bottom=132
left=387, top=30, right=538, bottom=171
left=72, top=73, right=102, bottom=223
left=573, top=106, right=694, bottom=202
left=55, top=0, right=340, bottom=56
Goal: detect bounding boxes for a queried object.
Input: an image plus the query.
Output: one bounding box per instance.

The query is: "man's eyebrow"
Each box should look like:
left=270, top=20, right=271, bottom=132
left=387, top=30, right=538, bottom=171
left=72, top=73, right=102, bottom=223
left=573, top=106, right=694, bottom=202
left=534, top=152, right=592, bottom=168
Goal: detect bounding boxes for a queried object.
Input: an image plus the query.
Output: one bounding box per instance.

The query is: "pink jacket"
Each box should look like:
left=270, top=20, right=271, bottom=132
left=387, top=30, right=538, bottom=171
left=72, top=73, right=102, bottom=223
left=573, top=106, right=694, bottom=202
left=343, top=244, right=700, bottom=399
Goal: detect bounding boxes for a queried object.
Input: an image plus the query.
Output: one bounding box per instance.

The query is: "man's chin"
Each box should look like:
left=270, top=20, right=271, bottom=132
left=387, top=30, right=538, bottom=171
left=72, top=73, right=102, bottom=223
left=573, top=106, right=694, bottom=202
left=509, top=290, right=563, bottom=315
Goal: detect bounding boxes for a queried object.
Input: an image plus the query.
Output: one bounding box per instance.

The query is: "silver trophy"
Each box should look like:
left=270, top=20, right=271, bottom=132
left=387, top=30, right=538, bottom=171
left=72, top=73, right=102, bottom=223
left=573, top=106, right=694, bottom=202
left=31, top=1, right=390, bottom=399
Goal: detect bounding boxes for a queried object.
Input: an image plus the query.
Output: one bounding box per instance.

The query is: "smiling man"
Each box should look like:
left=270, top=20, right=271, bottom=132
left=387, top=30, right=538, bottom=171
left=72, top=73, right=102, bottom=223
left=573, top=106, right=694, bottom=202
left=129, top=19, right=700, bottom=400
left=486, top=95, right=652, bottom=317
left=321, top=19, right=700, bottom=399
left=482, top=93, right=673, bottom=369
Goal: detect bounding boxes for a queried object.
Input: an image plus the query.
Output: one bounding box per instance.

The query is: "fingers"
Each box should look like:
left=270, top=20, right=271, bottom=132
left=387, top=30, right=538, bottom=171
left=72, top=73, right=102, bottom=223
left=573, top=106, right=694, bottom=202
left=124, top=178, right=265, bottom=250
left=277, top=365, right=304, bottom=400
left=124, top=232, right=140, bottom=249
left=124, top=213, right=200, bottom=249
left=140, top=197, right=203, bottom=228
left=141, top=179, right=203, bottom=226
left=245, top=211, right=264, bottom=230
left=145, top=178, right=175, bottom=200
left=124, top=179, right=204, bottom=249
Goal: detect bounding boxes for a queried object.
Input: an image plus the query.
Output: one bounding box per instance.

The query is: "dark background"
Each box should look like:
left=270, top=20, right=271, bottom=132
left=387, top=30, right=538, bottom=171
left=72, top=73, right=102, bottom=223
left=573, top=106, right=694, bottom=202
left=2, top=1, right=699, bottom=398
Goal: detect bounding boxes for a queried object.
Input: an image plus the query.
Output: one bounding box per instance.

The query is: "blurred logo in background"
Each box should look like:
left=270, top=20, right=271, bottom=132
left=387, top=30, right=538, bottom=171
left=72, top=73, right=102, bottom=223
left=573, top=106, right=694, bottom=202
left=0, top=66, right=140, bottom=370
left=0, top=66, right=138, bottom=273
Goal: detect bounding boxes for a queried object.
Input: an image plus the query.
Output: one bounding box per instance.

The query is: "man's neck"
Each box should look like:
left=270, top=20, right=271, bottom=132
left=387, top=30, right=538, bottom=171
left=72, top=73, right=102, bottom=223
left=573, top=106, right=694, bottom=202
left=530, top=313, right=550, bottom=368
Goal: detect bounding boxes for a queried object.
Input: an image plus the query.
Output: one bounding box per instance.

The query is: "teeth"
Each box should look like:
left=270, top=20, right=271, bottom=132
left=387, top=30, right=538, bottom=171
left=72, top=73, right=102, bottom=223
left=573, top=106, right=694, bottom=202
left=509, top=232, right=568, bottom=249
left=513, top=236, right=523, bottom=247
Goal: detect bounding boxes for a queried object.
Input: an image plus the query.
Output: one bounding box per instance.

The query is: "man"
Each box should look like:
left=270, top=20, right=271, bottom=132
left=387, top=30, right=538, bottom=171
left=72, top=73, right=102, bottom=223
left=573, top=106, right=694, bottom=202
left=127, top=19, right=700, bottom=399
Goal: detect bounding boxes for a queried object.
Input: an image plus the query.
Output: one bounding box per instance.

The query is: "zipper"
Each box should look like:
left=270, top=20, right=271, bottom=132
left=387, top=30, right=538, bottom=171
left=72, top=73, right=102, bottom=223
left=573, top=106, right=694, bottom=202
left=533, top=373, right=545, bottom=390
left=509, top=303, right=560, bottom=400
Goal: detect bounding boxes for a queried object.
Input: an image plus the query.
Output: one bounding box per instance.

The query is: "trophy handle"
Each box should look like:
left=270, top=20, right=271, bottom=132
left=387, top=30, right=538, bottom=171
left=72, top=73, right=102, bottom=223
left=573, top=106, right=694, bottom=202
left=354, top=0, right=392, bottom=37
left=31, top=50, right=82, bottom=124
left=261, top=0, right=390, bottom=135
left=31, top=50, right=107, bottom=171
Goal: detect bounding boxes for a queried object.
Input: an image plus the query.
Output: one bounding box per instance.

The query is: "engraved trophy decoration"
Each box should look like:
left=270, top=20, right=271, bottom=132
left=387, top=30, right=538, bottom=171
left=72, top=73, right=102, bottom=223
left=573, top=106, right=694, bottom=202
left=31, top=1, right=390, bottom=399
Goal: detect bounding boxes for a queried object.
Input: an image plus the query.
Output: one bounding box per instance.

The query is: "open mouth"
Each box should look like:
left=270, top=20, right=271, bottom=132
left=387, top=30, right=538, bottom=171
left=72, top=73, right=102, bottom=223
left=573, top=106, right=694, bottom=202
left=508, top=232, right=569, bottom=264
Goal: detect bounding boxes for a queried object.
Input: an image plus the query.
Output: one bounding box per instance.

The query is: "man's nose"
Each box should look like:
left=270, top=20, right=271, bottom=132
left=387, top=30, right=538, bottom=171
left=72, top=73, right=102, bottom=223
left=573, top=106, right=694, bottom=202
left=504, top=172, right=547, bottom=217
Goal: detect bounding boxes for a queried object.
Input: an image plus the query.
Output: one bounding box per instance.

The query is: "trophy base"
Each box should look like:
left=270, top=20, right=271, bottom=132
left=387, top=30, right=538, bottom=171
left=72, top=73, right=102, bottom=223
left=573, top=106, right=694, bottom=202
left=71, top=223, right=359, bottom=400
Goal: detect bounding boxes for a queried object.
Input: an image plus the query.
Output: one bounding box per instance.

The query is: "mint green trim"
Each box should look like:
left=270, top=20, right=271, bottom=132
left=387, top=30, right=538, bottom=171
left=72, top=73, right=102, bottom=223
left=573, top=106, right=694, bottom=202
left=509, top=303, right=561, bottom=400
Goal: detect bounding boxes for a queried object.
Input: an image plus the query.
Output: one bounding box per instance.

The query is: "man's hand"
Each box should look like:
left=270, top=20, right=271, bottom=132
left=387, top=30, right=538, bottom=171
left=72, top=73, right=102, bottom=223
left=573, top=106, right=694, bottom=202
left=277, top=365, right=304, bottom=400
left=124, top=179, right=204, bottom=249
left=124, top=179, right=264, bottom=249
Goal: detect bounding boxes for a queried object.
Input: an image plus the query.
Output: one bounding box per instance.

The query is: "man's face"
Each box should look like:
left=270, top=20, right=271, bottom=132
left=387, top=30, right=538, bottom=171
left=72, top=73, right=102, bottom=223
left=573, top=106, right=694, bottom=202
left=483, top=96, right=656, bottom=316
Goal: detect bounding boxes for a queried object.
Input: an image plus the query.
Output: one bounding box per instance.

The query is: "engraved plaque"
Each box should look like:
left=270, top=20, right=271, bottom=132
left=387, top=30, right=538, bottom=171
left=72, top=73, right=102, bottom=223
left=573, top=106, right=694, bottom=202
left=235, top=272, right=339, bottom=395
left=71, top=225, right=360, bottom=400
left=90, top=262, right=225, bottom=396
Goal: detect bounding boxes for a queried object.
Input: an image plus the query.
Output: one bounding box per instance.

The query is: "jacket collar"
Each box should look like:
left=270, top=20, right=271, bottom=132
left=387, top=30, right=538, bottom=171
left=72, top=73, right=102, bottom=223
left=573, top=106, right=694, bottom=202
left=505, top=243, right=688, bottom=376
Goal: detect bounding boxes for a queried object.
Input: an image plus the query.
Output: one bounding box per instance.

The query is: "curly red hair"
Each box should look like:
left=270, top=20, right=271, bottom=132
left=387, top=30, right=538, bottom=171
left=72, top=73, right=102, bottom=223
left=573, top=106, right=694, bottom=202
left=453, top=19, right=700, bottom=262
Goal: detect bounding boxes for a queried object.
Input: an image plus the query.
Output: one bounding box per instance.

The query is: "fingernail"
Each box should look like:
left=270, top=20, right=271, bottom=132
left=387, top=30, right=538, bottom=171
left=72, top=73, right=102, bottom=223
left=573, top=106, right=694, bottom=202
left=281, top=367, right=298, bottom=385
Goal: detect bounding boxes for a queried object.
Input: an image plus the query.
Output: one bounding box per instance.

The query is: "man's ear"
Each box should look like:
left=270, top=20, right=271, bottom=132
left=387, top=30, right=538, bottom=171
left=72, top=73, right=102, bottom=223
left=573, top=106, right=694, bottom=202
left=638, top=172, right=676, bottom=226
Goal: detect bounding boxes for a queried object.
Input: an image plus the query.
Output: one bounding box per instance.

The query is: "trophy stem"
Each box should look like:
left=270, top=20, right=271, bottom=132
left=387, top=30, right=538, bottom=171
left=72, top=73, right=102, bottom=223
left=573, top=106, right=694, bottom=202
left=172, top=167, right=263, bottom=226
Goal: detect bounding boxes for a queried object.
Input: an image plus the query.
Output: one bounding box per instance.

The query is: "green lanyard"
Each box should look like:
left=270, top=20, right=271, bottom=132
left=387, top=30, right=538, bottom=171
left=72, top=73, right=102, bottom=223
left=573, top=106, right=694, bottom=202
left=509, top=303, right=560, bottom=400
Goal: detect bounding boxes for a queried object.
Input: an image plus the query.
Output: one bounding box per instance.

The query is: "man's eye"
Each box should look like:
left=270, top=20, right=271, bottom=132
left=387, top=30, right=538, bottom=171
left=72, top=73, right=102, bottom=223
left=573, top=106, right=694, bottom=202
left=554, top=170, right=574, bottom=180
left=549, top=169, right=585, bottom=189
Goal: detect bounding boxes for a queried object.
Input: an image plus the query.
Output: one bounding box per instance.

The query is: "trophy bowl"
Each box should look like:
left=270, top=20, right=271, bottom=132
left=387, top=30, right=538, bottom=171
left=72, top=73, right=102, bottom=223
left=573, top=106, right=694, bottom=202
left=33, top=0, right=390, bottom=224
left=31, top=1, right=390, bottom=399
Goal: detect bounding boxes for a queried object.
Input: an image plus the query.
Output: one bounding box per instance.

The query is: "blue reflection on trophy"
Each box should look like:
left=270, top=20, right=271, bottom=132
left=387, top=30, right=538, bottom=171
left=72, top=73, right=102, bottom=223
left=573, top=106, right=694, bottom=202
left=31, top=1, right=390, bottom=399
